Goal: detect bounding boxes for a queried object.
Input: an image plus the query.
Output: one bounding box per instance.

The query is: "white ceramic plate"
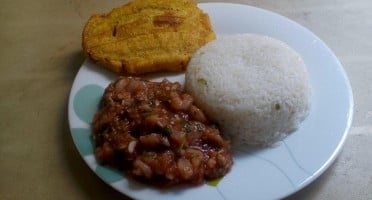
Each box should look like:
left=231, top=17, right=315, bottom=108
left=68, top=3, right=353, bottom=200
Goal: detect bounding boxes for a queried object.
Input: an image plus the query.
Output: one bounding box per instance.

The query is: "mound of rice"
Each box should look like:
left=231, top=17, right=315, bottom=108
left=185, top=33, right=311, bottom=146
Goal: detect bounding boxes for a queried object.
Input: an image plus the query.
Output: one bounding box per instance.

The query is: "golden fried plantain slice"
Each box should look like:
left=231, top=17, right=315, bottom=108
left=82, top=0, right=216, bottom=74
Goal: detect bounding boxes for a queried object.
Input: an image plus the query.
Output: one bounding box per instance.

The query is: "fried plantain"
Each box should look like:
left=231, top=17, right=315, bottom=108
left=82, top=0, right=216, bottom=74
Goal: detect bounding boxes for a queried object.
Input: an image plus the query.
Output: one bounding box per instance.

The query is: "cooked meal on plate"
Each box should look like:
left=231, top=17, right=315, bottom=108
left=82, top=0, right=215, bottom=75
left=83, top=0, right=312, bottom=188
left=92, top=77, right=233, bottom=186
left=186, top=33, right=311, bottom=146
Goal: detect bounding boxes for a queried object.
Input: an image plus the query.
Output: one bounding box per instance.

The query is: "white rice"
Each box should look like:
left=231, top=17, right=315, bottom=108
left=185, top=33, right=311, bottom=146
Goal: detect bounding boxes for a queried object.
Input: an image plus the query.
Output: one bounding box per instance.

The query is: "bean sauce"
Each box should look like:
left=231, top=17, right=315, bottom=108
left=92, top=77, right=232, bottom=186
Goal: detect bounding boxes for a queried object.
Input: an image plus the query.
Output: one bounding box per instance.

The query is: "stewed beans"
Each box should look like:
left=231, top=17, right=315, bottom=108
left=92, top=77, right=232, bottom=186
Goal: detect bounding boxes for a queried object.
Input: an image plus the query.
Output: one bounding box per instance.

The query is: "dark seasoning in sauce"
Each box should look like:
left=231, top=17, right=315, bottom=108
left=92, top=77, right=233, bottom=186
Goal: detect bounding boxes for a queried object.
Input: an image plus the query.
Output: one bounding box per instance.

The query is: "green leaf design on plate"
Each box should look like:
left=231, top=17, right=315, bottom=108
left=70, top=128, right=94, bottom=156
left=73, top=84, right=104, bottom=124
left=206, top=177, right=223, bottom=187
left=95, top=165, right=124, bottom=184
